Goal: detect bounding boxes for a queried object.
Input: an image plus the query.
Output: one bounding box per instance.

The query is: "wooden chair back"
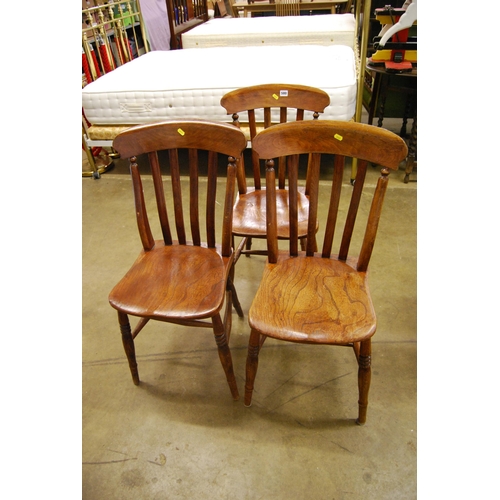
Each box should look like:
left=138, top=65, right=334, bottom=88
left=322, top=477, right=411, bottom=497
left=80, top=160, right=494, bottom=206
left=252, top=120, right=408, bottom=271
left=112, top=120, right=247, bottom=257
left=220, top=84, right=330, bottom=194
left=276, top=0, right=300, bottom=16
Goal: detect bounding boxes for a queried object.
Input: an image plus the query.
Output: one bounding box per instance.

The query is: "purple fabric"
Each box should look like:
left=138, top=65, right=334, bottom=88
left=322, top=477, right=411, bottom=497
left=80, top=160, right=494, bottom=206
left=139, top=0, right=171, bottom=50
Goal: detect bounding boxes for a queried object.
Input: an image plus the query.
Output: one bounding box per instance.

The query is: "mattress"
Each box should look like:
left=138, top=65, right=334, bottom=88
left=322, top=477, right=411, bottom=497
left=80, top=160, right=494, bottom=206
left=82, top=45, right=357, bottom=127
left=182, top=14, right=356, bottom=49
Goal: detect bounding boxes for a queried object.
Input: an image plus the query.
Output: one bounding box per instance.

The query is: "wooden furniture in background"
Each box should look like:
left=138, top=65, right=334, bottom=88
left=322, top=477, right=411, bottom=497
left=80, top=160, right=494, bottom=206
left=166, top=0, right=209, bottom=48
left=233, top=0, right=346, bottom=17
left=364, top=62, right=417, bottom=182
left=276, top=0, right=300, bottom=16
left=244, top=120, right=408, bottom=424
left=109, top=120, right=247, bottom=400
left=220, top=84, right=330, bottom=264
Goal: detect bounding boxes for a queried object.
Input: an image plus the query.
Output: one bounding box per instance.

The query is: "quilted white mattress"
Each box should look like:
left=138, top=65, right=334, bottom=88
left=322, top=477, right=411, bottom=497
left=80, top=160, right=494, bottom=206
left=82, top=45, right=357, bottom=125
left=182, top=14, right=355, bottom=49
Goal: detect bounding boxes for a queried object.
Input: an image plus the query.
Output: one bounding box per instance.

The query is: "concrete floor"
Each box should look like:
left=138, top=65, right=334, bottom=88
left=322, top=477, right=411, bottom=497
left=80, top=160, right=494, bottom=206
left=82, top=122, right=417, bottom=499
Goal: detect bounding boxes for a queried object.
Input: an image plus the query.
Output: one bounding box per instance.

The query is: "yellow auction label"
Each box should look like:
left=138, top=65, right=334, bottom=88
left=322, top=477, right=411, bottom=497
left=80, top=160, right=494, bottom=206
left=334, top=134, right=343, bottom=141
left=272, top=94, right=279, bottom=100
left=177, top=128, right=185, bottom=136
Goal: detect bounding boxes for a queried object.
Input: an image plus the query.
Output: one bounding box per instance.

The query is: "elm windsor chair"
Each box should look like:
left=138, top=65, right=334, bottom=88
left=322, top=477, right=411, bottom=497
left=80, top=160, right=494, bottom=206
left=109, top=120, right=247, bottom=400
left=220, top=83, right=331, bottom=264
left=244, top=120, right=408, bottom=424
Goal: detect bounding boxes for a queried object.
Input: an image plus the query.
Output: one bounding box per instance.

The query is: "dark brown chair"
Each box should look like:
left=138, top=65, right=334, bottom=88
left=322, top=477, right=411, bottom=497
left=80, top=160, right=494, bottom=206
left=109, top=120, right=247, bottom=401
left=244, top=120, right=408, bottom=423
left=220, top=84, right=331, bottom=263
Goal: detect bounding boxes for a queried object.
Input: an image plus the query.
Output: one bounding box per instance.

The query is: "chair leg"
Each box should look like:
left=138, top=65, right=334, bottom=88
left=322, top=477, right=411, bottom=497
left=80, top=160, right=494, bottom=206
left=244, top=328, right=262, bottom=407
left=227, top=274, right=244, bottom=318
left=356, top=339, right=372, bottom=425
left=118, top=311, right=140, bottom=385
left=245, top=237, right=253, bottom=253
left=212, top=314, right=240, bottom=401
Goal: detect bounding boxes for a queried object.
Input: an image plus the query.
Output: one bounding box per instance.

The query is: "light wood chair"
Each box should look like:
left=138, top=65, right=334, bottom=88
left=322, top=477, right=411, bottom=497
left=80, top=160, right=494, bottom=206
left=109, top=120, right=247, bottom=400
left=220, top=83, right=330, bottom=263
left=244, top=120, right=408, bottom=423
left=275, top=0, right=300, bottom=16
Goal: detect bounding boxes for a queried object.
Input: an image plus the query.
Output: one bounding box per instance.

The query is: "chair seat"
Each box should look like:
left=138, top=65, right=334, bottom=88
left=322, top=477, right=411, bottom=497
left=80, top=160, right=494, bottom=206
left=232, top=188, right=310, bottom=238
left=109, top=241, right=231, bottom=320
left=249, top=253, right=377, bottom=344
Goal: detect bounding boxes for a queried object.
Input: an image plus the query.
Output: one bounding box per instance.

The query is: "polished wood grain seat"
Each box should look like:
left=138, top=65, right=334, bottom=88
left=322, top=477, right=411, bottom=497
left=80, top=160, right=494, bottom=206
left=244, top=120, right=408, bottom=424
left=110, top=120, right=247, bottom=401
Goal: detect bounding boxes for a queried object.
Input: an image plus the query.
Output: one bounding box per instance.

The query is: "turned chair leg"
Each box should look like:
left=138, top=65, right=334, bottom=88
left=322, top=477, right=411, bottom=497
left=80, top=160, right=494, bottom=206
left=356, top=338, right=372, bottom=425
left=212, top=314, right=240, bottom=401
left=244, top=328, right=262, bottom=407
left=118, top=311, right=140, bottom=385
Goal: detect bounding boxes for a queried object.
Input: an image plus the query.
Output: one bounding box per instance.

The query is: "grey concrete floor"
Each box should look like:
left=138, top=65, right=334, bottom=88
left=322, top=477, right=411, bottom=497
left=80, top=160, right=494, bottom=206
left=82, top=124, right=417, bottom=499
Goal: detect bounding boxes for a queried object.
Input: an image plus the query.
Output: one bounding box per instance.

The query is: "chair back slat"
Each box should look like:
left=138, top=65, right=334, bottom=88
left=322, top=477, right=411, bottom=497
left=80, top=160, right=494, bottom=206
left=338, top=159, right=367, bottom=261
left=304, top=153, right=321, bottom=257
left=149, top=151, right=173, bottom=246
left=264, top=107, right=272, bottom=128
left=252, top=120, right=408, bottom=269
left=206, top=150, right=218, bottom=248
left=188, top=149, right=201, bottom=246
left=112, top=120, right=247, bottom=257
left=287, top=154, right=300, bottom=257
left=168, top=149, right=187, bottom=245
left=321, top=154, right=344, bottom=258
left=280, top=107, right=287, bottom=124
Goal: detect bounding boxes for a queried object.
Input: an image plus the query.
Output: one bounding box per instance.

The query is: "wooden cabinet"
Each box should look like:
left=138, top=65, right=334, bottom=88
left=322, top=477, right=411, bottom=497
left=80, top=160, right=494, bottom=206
left=166, top=0, right=209, bottom=49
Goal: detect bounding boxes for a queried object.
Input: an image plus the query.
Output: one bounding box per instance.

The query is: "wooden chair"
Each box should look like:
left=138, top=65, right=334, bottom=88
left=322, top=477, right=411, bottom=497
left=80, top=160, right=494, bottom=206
left=109, top=120, right=247, bottom=400
left=244, top=120, right=408, bottom=423
left=275, top=0, right=300, bottom=16
left=220, top=83, right=330, bottom=263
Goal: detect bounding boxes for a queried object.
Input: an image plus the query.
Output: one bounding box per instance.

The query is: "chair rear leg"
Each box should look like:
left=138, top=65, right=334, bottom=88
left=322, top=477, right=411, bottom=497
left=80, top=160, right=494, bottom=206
left=227, top=274, right=244, bottom=318
left=356, top=338, right=372, bottom=425
left=245, top=237, right=253, bottom=253
left=212, top=314, right=240, bottom=400
left=244, top=328, right=262, bottom=407
left=118, top=311, right=139, bottom=385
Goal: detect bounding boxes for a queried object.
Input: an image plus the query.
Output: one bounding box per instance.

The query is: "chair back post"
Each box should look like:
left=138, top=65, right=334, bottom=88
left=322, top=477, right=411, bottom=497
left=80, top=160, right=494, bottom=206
left=356, top=168, right=391, bottom=272
left=265, top=159, right=279, bottom=263
left=129, top=158, right=155, bottom=251
left=222, top=155, right=237, bottom=257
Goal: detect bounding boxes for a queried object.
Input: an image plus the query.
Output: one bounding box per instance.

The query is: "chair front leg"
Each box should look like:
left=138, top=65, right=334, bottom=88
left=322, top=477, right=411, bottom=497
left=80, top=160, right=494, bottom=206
left=244, top=328, right=262, bottom=407
left=118, top=311, right=139, bottom=385
left=212, top=314, right=240, bottom=401
left=356, top=338, right=372, bottom=425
